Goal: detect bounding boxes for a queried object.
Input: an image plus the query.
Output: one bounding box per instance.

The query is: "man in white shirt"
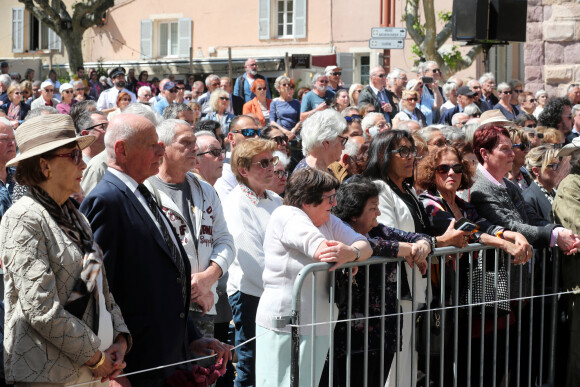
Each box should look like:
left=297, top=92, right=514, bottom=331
left=96, top=67, right=136, bottom=114
left=30, top=81, right=60, bottom=109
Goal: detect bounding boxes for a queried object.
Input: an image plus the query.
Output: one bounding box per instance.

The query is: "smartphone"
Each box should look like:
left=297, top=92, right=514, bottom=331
left=325, top=98, right=333, bottom=105
left=422, top=76, right=434, bottom=84
left=455, top=217, right=478, bottom=232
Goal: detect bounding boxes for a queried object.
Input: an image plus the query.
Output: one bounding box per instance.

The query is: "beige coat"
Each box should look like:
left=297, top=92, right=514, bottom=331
left=0, top=196, right=131, bottom=384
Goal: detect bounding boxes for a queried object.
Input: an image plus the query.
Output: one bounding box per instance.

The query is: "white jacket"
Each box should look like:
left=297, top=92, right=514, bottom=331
left=146, top=172, right=235, bottom=315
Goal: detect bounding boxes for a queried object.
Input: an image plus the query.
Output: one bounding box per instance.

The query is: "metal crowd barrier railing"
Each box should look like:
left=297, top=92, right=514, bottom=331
left=280, top=244, right=567, bottom=387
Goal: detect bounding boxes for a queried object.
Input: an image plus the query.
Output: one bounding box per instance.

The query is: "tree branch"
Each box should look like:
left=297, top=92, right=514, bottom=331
left=435, top=21, right=452, bottom=48
left=18, top=0, right=63, bottom=32
left=405, top=0, right=424, bottom=46
left=72, top=0, right=114, bottom=28
left=421, top=0, right=437, bottom=58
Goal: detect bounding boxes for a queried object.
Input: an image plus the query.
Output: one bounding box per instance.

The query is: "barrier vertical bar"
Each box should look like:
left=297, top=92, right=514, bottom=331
left=411, top=261, right=417, bottom=387
left=538, top=248, right=546, bottom=383
left=380, top=262, right=386, bottom=386
left=328, top=270, right=335, bottom=387
left=453, top=251, right=460, bottom=387
left=425, top=256, right=431, bottom=387
left=504, top=254, right=511, bottom=385
left=363, top=266, right=370, bottom=387
left=528, top=252, right=535, bottom=386
left=395, top=260, right=401, bottom=387
left=516, top=264, right=523, bottom=387
left=479, top=252, right=486, bottom=387
left=439, top=253, right=446, bottom=387
left=346, top=267, right=353, bottom=387
left=311, top=272, right=316, bottom=387
left=467, top=250, right=473, bottom=387
left=491, top=249, right=499, bottom=387
left=548, top=248, right=560, bottom=384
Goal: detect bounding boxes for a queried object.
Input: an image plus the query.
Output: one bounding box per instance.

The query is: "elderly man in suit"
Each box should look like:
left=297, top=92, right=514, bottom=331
left=358, top=65, right=395, bottom=123
left=80, top=114, right=231, bottom=386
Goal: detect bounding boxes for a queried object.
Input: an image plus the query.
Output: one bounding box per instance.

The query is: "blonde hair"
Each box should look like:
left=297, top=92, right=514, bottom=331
left=541, top=128, right=564, bottom=144
left=209, top=89, right=229, bottom=112
left=508, top=127, right=528, bottom=144
left=525, top=145, right=560, bottom=177
left=402, top=90, right=418, bottom=100
left=231, top=138, right=277, bottom=184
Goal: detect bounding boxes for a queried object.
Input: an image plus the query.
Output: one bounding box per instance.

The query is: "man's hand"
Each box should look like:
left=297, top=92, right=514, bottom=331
left=191, top=263, right=222, bottom=300
left=190, top=338, right=233, bottom=373
left=193, top=291, right=215, bottom=315
left=104, top=336, right=128, bottom=381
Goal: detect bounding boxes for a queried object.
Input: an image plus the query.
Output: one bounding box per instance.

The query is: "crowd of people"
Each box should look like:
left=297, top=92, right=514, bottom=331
left=0, top=57, right=579, bottom=387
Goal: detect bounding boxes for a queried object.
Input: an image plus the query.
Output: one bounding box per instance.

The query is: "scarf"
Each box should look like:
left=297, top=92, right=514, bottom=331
left=30, top=186, right=103, bottom=330
left=7, top=103, right=20, bottom=121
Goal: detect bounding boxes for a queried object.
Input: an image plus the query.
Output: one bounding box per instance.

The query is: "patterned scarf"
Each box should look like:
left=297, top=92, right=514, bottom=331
left=7, top=103, right=20, bottom=121
left=535, top=181, right=555, bottom=205
left=30, top=186, right=103, bottom=327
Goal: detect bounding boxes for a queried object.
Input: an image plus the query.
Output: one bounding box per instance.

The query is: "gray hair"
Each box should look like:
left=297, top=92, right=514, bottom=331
left=451, top=113, right=469, bottom=126
left=138, top=85, right=152, bottom=97
left=122, top=103, right=163, bottom=126
left=569, top=84, right=580, bottom=93
left=205, top=74, right=219, bottom=87
left=463, top=123, right=479, bottom=145
left=397, top=120, right=423, bottom=132
left=0, top=74, right=10, bottom=88
left=418, top=61, right=437, bottom=75
left=441, top=126, right=466, bottom=143
left=415, top=127, right=441, bottom=143
left=74, top=111, right=106, bottom=134
left=194, top=130, right=216, bottom=139
left=301, top=109, right=347, bottom=156
left=72, top=80, right=84, bottom=89
left=273, top=150, right=290, bottom=167
left=25, top=106, right=59, bottom=121
left=572, top=104, right=580, bottom=117
left=497, top=82, right=511, bottom=92
left=0, top=117, right=11, bottom=128
left=466, top=79, right=479, bottom=88
left=156, top=119, right=190, bottom=146
left=478, top=72, right=495, bottom=85
left=442, top=82, right=457, bottom=98
left=387, top=68, right=405, bottom=83
left=342, top=138, right=362, bottom=158
left=508, top=79, right=522, bottom=89
left=463, top=103, right=481, bottom=117
left=341, top=106, right=359, bottom=117
left=162, top=103, right=192, bottom=120
left=535, top=89, right=547, bottom=99
left=361, top=112, right=383, bottom=131
left=104, top=120, right=135, bottom=161
left=274, top=75, right=293, bottom=91
left=311, top=73, right=325, bottom=86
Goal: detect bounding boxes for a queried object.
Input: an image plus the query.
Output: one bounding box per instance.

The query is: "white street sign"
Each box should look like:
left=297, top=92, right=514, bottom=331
left=369, top=39, right=405, bottom=50
left=371, top=27, right=407, bottom=39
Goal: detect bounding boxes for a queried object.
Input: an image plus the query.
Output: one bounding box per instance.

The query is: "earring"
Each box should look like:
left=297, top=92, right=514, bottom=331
left=47, top=171, right=52, bottom=179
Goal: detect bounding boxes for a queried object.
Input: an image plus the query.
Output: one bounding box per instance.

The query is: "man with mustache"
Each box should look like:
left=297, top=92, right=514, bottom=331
left=300, top=73, right=335, bottom=121
left=96, top=67, right=136, bottom=114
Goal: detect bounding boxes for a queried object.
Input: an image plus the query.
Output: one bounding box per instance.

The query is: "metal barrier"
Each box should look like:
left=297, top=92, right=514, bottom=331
left=280, top=244, right=567, bottom=387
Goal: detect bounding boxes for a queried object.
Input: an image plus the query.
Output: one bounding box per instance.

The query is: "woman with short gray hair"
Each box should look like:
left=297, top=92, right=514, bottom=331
left=493, top=82, right=520, bottom=121
left=294, top=109, right=348, bottom=171
left=440, top=81, right=458, bottom=115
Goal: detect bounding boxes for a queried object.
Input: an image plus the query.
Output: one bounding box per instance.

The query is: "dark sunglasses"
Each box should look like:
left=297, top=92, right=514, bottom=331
left=528, top=99, right=536, bottom=103
left=280, top=83, right=295, bottom=88
left=431, top=69, right=441, bottom=74
left=271, top=135, right=288, bottom=145
left=62, top=90, right=73, bottom=94
left=390, top=145, right=418, bottom=158
left=405, top=97, right=418, bottom=102
left=345, top=115, right=362, bottom=122
left=514, top=89, right=523, bottom=93
left=501, top=91, right=513, bottom=95
left=512, top=142, right=531, bottom=151
left=48, top=148, right=82, bottom=165
left=232, top=128, right=261, bottom=137
left=337, top=135, right=348, bottom=146
left=168, top=88, right=177, bottom=93
left=197, top=148, right=226, bottom=157
left=253, top=156, right=279, bottom=169
left=435, top=163, right=463, bottom=174
left=219, top=96, right=230, bottom=101
left=177, top=87, right=185, bottom=90
left=546, top=160, right=562, bottom=171
left=273, top=169, right=289, bottom=179
left=255, top=87, right=267, bottom=91
left=331, top=72, right=342, bottom=76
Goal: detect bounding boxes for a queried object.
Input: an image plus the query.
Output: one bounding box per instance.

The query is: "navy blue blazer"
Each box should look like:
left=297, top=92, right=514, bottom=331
left=80, top=170, right=197, bottom=383
left=439, top=105, right=460, bottom=125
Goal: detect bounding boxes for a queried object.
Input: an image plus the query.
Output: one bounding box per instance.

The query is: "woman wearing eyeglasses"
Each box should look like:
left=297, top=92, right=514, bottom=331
left=242, top=79, right=272, bottom=127
left=363, top=130, right=469, bottom=387
left=506, top=128, right=533, bottom=191
left=392, top=90, right=427, bottom=130
left=0, top=115, right=131, bottom=386
left=56, top=83, right=77, bottom=115
left=493, top=82, right=520, bottom=121
left=268, top=151, right=290, bottom=195
left=348, top=83, right=364, bottom=106
left=203, top=89, right=235, bottom=135
left=0, top=84, right=30, bottom=128
left=255, top=168, right=372, bottom=387
left=222, top=138, right=283, bottom=387
left=261, top=125, right=290, bottom=156
left=106, top=91, right=132, bottom=121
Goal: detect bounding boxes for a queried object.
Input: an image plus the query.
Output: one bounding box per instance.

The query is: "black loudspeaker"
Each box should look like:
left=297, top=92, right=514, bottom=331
left=452, top=0, right=527, bottom=42
left=489, top=0, right=527, bottom=42
left=452, top=0, right=490, bottom=41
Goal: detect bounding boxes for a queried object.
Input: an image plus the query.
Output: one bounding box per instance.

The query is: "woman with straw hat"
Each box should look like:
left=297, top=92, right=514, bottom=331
left=0, top=114, right=131, bottom=386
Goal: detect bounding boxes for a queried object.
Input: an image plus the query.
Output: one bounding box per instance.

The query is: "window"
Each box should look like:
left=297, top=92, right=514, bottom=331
left=30, top=14, right=49, bottom=51
left=360, top=56, right=370, bottom=85
left=277, top=0, right=293, bottom=38
left=11, top=8, right=60, bottom=53
left=159, top=21, right=178, bottom=57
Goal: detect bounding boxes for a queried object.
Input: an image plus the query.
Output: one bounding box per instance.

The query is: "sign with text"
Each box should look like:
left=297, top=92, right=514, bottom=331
left=371, top=27, right=407, bottom=39
left=369, top=39, right=404, bottom=50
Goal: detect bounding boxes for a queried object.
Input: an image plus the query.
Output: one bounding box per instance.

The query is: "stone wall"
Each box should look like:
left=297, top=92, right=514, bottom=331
left=525, top=0, right=580, bottom=96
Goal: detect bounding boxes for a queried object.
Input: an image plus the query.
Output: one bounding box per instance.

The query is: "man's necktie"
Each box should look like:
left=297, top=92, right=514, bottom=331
left=137, top=184, right=187, bottom=306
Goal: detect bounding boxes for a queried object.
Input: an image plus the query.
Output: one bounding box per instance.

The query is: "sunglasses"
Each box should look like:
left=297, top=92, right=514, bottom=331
left=501, top=91, right=513, bottom=95
left=177, top=87, right=185, bottom=90
left=280, top=83, right=295, bottom=88
left=430, top=69, right=441, bottom=74
left=405, top=97, right=418, bottom=102
left=168, top=89, right=177, bottom=93
left=512, top=142, right=531, bottom=151
left=48, top=148, right=82, bottom=165
left=219, top=96, right=230, bottom=101
left=546, top=160, right=562, bottom=171
left=253, top=156, right=279, bottom=169
left=197, top=148, right=226, bottom=157
left=337, top=135, right=348, bottom=146
left=375, top=74, right=387, bottom=78
left=514, top=89, right=523, bottom=93
left=271, top=135, right=288, bottom=145
left=273, top=169, right=289, bottom=179
left=391, top=145, right=418, bottom=158
left=62, top=90, right=73, bottom=94
left=331, top=72, right=342, bottom=76
left=528, top=99, right=536, bottom=103
left=44, top=89, right=54, bottom=93
left=86, top=122, right=108, bottom=131
left=321, top=192, right=337, bottom=204
left=231, top=128, right=261, bottom=137
left=435, top=163, right=463, bottom=174
left=256, top=87, right=267, bottom=91
left=345, top=115, right=362, bottom=122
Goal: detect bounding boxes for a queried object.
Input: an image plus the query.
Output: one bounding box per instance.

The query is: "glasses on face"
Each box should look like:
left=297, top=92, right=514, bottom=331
left=318, top=80, right=329, bottom=84
left=435, top=163, right=463, bottom=174
left=211, top=82, right=220, bottom=87
left=273, top=169, right=289, bottom=179
left=168, top=89, right=177, bottom=93
left=344, top=115, right=362, bottom=122
left=219, top=96, right=230, bottom=101
left=528, top=99, right=536, bottom=103
left=391, top=145, right=418, bottom=158
left=142, top=93, right=152, bottom=98
left=512, top=142, right=531, bottom=151
left=86, top=122, right=108, bottom=132
left=44, top=89, right=54, bottom=93
left=75, top=88, right=84, bottom=92
left=271, top=135, right=288, bottom=145
left=280, top=83, right=295, bottom=89
left=256, top=87, right=267, bottom=91
left=432, top=139, right=451, bottom=147
left=546, top=160, right=562, bottom=171
left=375, top=74, right=387, bottom=78
left=48, top=148, right=82, bottom=165
left=501, top=90, right=512, bottom=95
left=197, top=147, right=226, bottom=157
left=405, top=97, right=418, bottom=102
left=430, top=69, right=441, bottom=74
left=232, top=128, right=261, bottom=137
left=331, top=72, right=342, bottom=76
left=62, top=90, right=72, bottom=94
left=337, top=135, right=348, bottom=146
left=253, top=156, right=279, bottom=169
left=177, top=87, right=185, bottom=91
left=376, top=122, right=388, bottom=129
left=514, top=89, right=523, bottom=93
left=321, top=192, right=337, bottom=205
left=472, top=86, right=481, bottom=90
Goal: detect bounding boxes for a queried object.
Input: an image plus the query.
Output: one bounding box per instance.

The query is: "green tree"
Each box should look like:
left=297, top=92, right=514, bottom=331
left=405, top=0, right=482, bottom=78
left=18, top=0, right=114, bottom=75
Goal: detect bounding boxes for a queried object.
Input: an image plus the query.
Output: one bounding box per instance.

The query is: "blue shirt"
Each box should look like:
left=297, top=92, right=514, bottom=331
left=270, top=99, right=301, bottom=130
left=153, top=97, right=170, bottom=115
left=300, top=90, right=336, bottom=113
left=0, top=168, right=15, bottom=220
left=233, top=73, right=272, bottom=102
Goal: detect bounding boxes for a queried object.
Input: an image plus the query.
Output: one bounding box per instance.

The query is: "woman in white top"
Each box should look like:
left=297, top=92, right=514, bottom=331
left=223, top=138, right=283, bottom=387
left=533, top=89, right=548, bottom=119
left=255, top=168, right=372, bottom=387
left=392, top=89, right=427, bottom=129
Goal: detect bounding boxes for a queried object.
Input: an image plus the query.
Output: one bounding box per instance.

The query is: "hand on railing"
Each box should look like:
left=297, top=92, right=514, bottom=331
left=556, top=229, right=580, bottom=255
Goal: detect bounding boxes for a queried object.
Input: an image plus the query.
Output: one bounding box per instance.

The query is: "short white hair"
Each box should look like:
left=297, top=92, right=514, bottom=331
left=156, top=119, right=189, bottom=146
left=442, top=126, right=466, bottom=143
left=361, top=112, right=383, bottom=131
left=0, top=117, right=11, bottom=128
left=467, top=79, right=479, bottom=88
left=442, top=82, right=457, bottom=97
left=342, top=138, right=362, bottom=158
left=463, top=103, right=481, bottom=117
left=418, top=61, right=437, bottom=75
left=535, top=89, right=547, bottom=99
left=479, top=72, right=495, bottom=85
left=138, top=86, right=152, bottom=97
left=205, top=74, right=219, bottom=87
left=273, top=150, right=290, bottom=167
left=451, top=113, right=469, bottom=126
left=497, top=82, right=510, bottom=92
left=397, top=120, right=422, bottom=132
left=104, top=121, right=134, bottom=161
left=301, top=109, right=346, bottom=156
left=122, top=103, right=163, bottom=126
left=387, top=68, right=405, bottom=83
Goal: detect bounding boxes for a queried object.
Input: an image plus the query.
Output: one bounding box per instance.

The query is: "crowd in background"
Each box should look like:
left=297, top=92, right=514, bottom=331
left=0, top=57, right=579, bottom=387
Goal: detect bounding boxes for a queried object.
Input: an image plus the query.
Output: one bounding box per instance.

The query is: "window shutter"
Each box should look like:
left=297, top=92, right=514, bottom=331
left=12, top=7, right=24, bottom=53
left=294, top=0, right=306, bottom=39
left=48, top=28, right=61, bottom=52
left=178, top=18, right=192, bottom=58
left=140, top=19, right=153, bottom=59
left=258, top=0, right=270, bottom=40
left=337, top=52, right=354, bottom=87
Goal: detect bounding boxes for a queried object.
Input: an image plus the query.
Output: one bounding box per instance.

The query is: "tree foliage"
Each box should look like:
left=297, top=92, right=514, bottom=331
left=18, top=0, right=114, bottom=74
left=404, top=0, right=482, bottom=78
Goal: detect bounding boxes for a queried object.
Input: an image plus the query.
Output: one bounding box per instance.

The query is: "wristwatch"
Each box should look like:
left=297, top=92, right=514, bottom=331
left=353, top=246, right=361, bottom=262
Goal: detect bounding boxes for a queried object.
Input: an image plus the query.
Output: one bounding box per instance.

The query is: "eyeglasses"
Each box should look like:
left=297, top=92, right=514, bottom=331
left=405, top=97, right=418, bottom=102
left=512, top=142, right=531, bottom=151
left=253, top=156, right=279, bottom=169
left=62, top=90, right=72, bottom=94
left=86, top=122, right=108, bottom=131
left=430, top=69, right=441, bottom=74
left=318, top=80, right=329, bottom=84
left=168, top=89, right=177, bottom=93
left=273, top=169, right=289, bottom=179
left=256, top=87, right=267, bottom=91
left=44, top=89, right=54, bottom=93
left=501, top=91, right=513, bottom=95
left=142, top=93, right=152, bottom=97
left=75, top=88, right=84, bottom=92
left=528, top=99, right=536, bottom=103
left=435, top=163, right=464, bottom=174
left=321, top=192, right=337, bottom=204
left=331, top=72, right=342, bottom=76
left=375, top=74, right=386, bottom=78
left=337, top=135, right=348, bottom=146
left=546, top=160, right=562, bottom=171
left=391, top=145, right=418, bottom=158
left=219, top=96, right=230, bottom=101
left=271, top=135, right=288, bottom=145
left=48, top=148, right=82, bottom=165
left=280, top=83, right=295, bottom=88
left=345, top=115, right=362, bottom=122
left=514, top=89, right=523, bottom=93
left=471, top=86, right=481, bottom=90
left=197, top=148, right=226, bottom=157
left=177, top=87, right=185, bottom=90
left=231, top=128, right=261, bottom=137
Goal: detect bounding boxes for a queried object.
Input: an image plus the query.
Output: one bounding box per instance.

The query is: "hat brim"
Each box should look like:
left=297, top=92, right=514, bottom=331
left=6, top=135, right=95, bottom=167
left=558, top=142, right=580, bottom=157
left=477, top=117, right=513, bottom=128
